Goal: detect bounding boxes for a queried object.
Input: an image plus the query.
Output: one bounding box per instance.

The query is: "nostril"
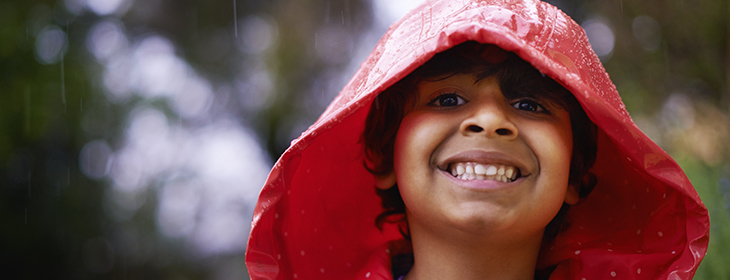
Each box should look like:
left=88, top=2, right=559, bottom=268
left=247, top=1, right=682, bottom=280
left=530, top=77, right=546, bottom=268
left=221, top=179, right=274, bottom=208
left=496, top=128, right=512, bottom=136
left=468, top=125, right=484, bottom=132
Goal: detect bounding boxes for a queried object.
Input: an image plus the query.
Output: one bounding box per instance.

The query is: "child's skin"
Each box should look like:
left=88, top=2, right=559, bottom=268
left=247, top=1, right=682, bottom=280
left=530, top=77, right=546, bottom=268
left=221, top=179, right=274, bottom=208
left=376, top=73, right=579, bottom=280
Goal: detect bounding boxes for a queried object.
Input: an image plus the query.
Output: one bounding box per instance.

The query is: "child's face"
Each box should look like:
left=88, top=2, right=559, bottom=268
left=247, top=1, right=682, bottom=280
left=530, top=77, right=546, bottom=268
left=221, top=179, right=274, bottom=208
left=390, top=73, right=578, bottom=239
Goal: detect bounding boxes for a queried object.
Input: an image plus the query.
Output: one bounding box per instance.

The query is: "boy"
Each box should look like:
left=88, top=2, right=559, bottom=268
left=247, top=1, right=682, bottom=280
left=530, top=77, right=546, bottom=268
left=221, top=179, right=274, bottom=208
left=246, top=0, right=709, bottom=279
left=363, top=42, right=597, bottom=279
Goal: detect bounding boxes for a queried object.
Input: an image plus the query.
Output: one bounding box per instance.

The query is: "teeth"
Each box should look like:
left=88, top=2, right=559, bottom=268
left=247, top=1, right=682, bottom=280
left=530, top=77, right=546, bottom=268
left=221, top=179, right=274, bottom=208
left=474, top=164, right=486, bottom=175
left=449, top=162, right=519, bottom=183
left=486, top=165, right=497, bottom=176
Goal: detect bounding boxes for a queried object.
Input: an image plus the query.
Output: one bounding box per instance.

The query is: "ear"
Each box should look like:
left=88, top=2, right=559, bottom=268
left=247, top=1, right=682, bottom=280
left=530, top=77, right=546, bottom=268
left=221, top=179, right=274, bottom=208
left=564, top=183, right=580, bottom=205
left=375, top=171, right=397, bottom=190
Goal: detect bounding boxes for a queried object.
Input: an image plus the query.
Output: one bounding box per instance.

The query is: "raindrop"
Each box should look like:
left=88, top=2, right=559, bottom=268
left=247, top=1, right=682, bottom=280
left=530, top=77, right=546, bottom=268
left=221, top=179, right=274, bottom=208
left=233, top=0, right=238, bottom=37
left=61, top=50, right=66, bottom=110
left=28, top=171, right=32, bottom=198
left=24, top=87, right=31, bottom=135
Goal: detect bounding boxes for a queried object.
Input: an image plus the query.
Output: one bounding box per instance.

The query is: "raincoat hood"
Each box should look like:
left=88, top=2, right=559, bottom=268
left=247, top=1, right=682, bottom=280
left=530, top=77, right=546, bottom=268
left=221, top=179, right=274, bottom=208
left=246, top=0, right=709, bottom=279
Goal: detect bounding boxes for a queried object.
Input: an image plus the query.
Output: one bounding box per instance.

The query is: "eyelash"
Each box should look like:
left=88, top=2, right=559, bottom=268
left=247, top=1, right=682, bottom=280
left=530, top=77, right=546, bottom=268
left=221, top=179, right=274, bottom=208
left=511, top=98, right=549, bottom=113
left=428, top=93, right=549, bottom=115
left=427, top=93, right=466, bottom=107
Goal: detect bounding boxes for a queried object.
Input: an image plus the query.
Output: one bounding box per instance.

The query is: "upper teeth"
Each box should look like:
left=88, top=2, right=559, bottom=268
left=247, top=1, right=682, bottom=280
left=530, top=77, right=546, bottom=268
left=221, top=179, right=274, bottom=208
left=449, top=162, right=518, bottom=183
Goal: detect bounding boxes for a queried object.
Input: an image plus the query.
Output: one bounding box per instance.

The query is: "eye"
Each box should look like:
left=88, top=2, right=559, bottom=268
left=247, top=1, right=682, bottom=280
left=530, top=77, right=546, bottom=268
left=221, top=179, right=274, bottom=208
left=512, top=99, right=547, bottom=113
left=428, top=93, right=466, bottom=107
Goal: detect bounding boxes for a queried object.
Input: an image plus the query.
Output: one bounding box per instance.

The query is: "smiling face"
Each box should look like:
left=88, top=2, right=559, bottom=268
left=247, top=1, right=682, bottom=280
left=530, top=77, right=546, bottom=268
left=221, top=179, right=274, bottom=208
left=390, top=73, right=577, bottom=240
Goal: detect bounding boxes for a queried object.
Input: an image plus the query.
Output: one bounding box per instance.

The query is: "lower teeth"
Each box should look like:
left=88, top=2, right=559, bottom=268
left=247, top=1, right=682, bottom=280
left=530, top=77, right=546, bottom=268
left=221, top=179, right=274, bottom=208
left=456, top=174, right=513, bottom=182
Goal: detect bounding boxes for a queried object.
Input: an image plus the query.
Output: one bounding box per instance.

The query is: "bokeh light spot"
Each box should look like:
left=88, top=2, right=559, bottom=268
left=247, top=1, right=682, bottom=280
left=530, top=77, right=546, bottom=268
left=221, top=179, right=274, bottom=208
left=582, top=18, right=615, bottom=60
left=79, top=140, right=112, bottom=179
left=632, top=15, right=662, bottom=52
left=87, top=19, right=128, bottom=61
left=34, top=25, right=67, bottom=65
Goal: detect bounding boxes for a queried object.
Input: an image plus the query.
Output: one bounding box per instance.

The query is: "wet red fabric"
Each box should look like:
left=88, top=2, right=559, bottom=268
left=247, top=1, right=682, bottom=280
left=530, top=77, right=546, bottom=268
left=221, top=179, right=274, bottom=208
left=246, top=0, right=709, bottom=279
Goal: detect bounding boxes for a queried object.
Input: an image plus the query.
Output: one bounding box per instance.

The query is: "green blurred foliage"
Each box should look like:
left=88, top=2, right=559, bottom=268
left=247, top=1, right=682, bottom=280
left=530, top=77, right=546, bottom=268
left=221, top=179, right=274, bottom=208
left=1, top=0, right=370, bottom=279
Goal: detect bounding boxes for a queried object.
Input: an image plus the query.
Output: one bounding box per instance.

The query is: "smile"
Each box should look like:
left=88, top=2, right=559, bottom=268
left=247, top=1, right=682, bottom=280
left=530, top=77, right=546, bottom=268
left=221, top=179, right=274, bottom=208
left=449, top=162, right=520, bottom=183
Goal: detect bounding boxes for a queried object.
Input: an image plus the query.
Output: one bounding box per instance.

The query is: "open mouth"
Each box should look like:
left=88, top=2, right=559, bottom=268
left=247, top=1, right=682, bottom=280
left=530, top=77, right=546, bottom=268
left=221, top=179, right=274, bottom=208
left=448, top=162, right=521, bottom=183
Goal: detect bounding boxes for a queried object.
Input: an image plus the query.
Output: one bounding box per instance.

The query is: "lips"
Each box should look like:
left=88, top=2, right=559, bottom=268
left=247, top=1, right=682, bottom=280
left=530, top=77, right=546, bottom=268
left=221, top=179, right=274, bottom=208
left=437, top=150, right=530, bottom=184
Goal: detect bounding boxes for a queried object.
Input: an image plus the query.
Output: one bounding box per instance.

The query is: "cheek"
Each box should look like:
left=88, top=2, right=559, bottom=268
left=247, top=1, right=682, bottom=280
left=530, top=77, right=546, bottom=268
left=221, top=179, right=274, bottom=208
left=393, top=115, right=430, bottom=210
left=555, top=121, right=574, bottom=168
left=393, top=113, right=454, bottom=205
left=531, top=120, right=573, bottom=180
left=393, top=113, right=443, bottom=170
left=552, top=130, right=573, bottom=166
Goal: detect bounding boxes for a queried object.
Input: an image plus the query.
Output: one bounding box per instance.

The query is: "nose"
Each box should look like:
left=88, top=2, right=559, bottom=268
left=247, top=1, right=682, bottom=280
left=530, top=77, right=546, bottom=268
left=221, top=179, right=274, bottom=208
left=460, top=102, right=518, bottom=139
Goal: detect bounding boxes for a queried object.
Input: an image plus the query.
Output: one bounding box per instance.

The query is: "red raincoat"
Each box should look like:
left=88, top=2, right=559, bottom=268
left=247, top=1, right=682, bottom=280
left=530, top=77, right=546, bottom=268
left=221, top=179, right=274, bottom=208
left=246, top=0, right=709, bottom=279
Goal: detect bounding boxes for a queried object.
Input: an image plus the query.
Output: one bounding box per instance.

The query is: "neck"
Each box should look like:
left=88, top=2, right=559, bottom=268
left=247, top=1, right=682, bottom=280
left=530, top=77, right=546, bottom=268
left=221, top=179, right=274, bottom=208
left=403, top=220, right=543, bottom=280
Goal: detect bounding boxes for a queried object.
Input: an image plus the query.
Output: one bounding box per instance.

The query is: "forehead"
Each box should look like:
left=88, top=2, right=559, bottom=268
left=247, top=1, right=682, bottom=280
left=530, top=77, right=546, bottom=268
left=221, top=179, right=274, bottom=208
left=391, top=42, right=581, bottom=115
left=415, top=74, right=499, bottom=96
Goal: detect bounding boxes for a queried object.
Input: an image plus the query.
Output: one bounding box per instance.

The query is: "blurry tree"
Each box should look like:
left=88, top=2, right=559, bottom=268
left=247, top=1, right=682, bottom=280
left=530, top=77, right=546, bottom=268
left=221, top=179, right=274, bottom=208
left=1, top=0, right=370, bottom=279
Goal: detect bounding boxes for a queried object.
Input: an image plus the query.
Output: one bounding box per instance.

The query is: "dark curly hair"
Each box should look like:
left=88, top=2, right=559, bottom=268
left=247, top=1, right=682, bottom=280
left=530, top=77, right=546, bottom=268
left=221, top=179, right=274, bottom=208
left=362, top=41, right=598, bottom=243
